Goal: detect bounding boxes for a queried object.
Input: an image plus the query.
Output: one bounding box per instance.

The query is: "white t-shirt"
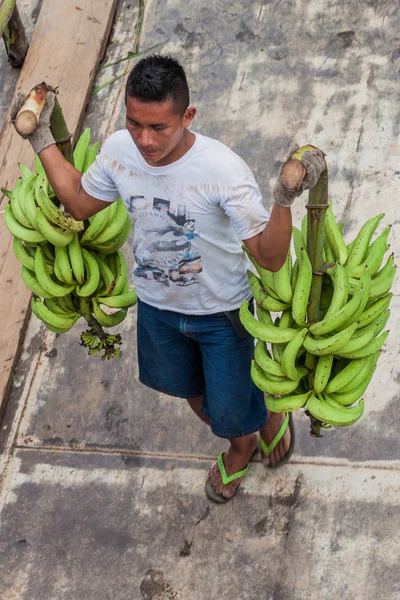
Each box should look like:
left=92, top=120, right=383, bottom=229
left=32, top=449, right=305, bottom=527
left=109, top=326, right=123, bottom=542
left=81, top=129, right=269, bottom=315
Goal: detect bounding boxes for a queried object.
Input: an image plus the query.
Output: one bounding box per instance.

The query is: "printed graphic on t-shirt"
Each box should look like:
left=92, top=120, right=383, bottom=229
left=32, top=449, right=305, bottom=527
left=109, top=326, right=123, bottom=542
left=127, top=194, right=201, bottom=287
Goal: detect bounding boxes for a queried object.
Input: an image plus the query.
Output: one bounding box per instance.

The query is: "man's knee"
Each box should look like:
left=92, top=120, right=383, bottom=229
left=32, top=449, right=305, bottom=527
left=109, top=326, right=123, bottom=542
left=187, top=395, right=210, bottom=425
left=187, top=395, right=203, bottom=408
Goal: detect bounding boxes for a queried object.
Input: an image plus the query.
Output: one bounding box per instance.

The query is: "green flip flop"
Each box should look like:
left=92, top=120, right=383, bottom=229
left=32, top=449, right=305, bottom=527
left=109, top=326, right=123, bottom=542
left=259, top=412, right=295, bottom=469
left=205, top=449, right=257, bottom=504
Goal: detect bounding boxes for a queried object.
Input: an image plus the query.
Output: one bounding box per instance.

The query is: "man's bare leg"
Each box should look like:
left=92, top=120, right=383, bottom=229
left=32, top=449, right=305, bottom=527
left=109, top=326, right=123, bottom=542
left=187, top=395, right=258, bottom=500
left=259, top=409, right=291, bottom=466
left=186, top=395, right=210, bottom=426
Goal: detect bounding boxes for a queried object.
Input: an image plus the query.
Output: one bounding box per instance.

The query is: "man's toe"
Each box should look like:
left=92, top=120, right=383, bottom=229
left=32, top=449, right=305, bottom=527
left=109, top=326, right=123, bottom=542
left=208, top=463, right=223, bottom=494
left=215, top=480, right=223, bottom=495
left=209, top=463, right=219, bottom=482
left=261, top=451, right=270, bottom=467
left=222, top=485, right=235, bottom=499
left=222, top=480, right=241, bottom=499
left=272, top=446, right=282, bottom=465
left=209, top=477, right=220, bottom=494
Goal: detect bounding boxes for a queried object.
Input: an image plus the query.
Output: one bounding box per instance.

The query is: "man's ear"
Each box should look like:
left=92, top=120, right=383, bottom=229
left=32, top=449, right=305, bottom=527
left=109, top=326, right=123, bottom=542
left=183, top=106, right=196, bottom=127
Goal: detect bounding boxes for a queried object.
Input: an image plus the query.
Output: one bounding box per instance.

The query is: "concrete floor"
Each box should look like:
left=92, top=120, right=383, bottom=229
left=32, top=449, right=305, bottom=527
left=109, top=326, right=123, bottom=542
left=1, top=0, right=400, bottom=598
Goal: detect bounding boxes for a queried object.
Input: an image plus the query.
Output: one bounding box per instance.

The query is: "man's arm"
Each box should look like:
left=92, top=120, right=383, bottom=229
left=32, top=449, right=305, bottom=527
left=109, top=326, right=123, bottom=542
left=243, top=203, right=292, bottom=272
left=244, top=146, right=325, bottom=271
left=39, top=145, right=111, bottom=221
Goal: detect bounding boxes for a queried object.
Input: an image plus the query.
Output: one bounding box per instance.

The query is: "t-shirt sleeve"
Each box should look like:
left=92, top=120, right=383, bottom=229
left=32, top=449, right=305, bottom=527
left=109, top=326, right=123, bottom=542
left=220, top=164, right=270, bottom=240
left=81, top=137, right=121, bottom=202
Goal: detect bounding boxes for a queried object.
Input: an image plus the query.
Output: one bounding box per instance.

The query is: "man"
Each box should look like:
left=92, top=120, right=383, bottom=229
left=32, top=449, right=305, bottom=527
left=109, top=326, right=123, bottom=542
left=11, top=55, right=324, bottom=503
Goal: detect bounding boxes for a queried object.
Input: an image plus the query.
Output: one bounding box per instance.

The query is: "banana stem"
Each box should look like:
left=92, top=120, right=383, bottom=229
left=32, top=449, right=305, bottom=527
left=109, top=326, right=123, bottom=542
left=2, top=2, right=27, bottom=68
left=79, top=297, right=107, bottom=340
left=15, top=83, right=49, bottom=135
left=15, top=82, right=73, bottom=163
left=50, top=97, right=73, bottom=165
left=0, top=0, right=16, bottom=37
left=304, top=164, right=329, bottom=436
left=307, top=413, right=323, bottom=438
left=306, top=168, right=329, bottom=322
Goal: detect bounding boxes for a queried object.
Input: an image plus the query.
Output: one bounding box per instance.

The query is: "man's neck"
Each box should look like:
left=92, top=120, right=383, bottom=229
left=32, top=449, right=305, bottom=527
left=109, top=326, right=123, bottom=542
left=150, top=130, right=196, bottom=167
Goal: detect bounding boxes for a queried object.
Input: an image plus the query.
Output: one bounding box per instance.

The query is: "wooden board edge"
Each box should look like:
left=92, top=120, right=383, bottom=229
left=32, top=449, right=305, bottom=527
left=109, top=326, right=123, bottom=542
left=0, top=0, right=119, bottom=416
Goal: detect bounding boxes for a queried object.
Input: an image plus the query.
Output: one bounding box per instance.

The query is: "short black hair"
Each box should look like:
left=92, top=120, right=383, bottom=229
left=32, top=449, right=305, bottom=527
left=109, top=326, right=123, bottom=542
left=125, top=55, right=190, bottom=115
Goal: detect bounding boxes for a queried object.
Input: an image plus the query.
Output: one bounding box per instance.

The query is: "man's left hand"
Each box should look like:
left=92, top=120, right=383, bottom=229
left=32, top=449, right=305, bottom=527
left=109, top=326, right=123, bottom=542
left=273, top=146, right=326, bottom=207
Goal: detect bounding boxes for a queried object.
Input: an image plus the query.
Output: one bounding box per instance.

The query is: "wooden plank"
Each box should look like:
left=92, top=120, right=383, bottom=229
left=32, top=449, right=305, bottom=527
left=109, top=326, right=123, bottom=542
left=0, top=0, right=118, bottom=415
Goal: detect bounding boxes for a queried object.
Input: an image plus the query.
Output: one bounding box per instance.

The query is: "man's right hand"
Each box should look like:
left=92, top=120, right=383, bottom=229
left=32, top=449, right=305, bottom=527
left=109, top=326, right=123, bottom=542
left=10, top=90, right=56, bottom=154
left=10, top=91, right=108, bottom=221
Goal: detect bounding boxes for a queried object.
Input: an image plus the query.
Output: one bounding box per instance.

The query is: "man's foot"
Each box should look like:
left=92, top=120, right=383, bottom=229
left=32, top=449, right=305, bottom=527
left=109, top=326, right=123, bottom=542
left=259, top=410, right=292, bottom=467
left=207, top=433, right=258, bottom=501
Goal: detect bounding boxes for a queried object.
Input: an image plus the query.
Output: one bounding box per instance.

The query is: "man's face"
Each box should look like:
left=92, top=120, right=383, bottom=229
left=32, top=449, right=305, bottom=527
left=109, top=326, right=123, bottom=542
left=125, top=96, right=195, bottom=166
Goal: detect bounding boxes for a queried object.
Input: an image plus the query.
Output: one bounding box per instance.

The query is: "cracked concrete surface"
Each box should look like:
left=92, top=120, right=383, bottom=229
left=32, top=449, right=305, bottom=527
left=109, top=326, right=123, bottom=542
left=1, top=0, right=400, bottom=599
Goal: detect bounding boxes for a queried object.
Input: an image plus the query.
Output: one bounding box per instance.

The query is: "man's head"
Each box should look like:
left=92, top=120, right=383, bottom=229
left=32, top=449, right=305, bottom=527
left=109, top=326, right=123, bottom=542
left=126, top=54, right=189, bottom=114
left=125, top=55, right=196, bottom=166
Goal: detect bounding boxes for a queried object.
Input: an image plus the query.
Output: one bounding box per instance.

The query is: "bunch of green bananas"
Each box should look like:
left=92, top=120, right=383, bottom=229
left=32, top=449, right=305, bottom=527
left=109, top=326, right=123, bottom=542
left=3, top=128, right=138, bottom=359
left=241, top=204, right=395, bottom=430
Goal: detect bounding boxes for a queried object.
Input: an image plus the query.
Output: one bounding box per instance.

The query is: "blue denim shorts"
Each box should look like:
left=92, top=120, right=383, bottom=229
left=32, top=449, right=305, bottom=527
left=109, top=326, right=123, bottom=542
left=136, top=299, right=268, bottom=439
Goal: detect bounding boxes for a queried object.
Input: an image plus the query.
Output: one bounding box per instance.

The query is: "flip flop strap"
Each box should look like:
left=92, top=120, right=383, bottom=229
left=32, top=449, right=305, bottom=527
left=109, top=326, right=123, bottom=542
left=217, top=451, right=249, bottom=486
left=259, top=413, right=289, bottom=456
